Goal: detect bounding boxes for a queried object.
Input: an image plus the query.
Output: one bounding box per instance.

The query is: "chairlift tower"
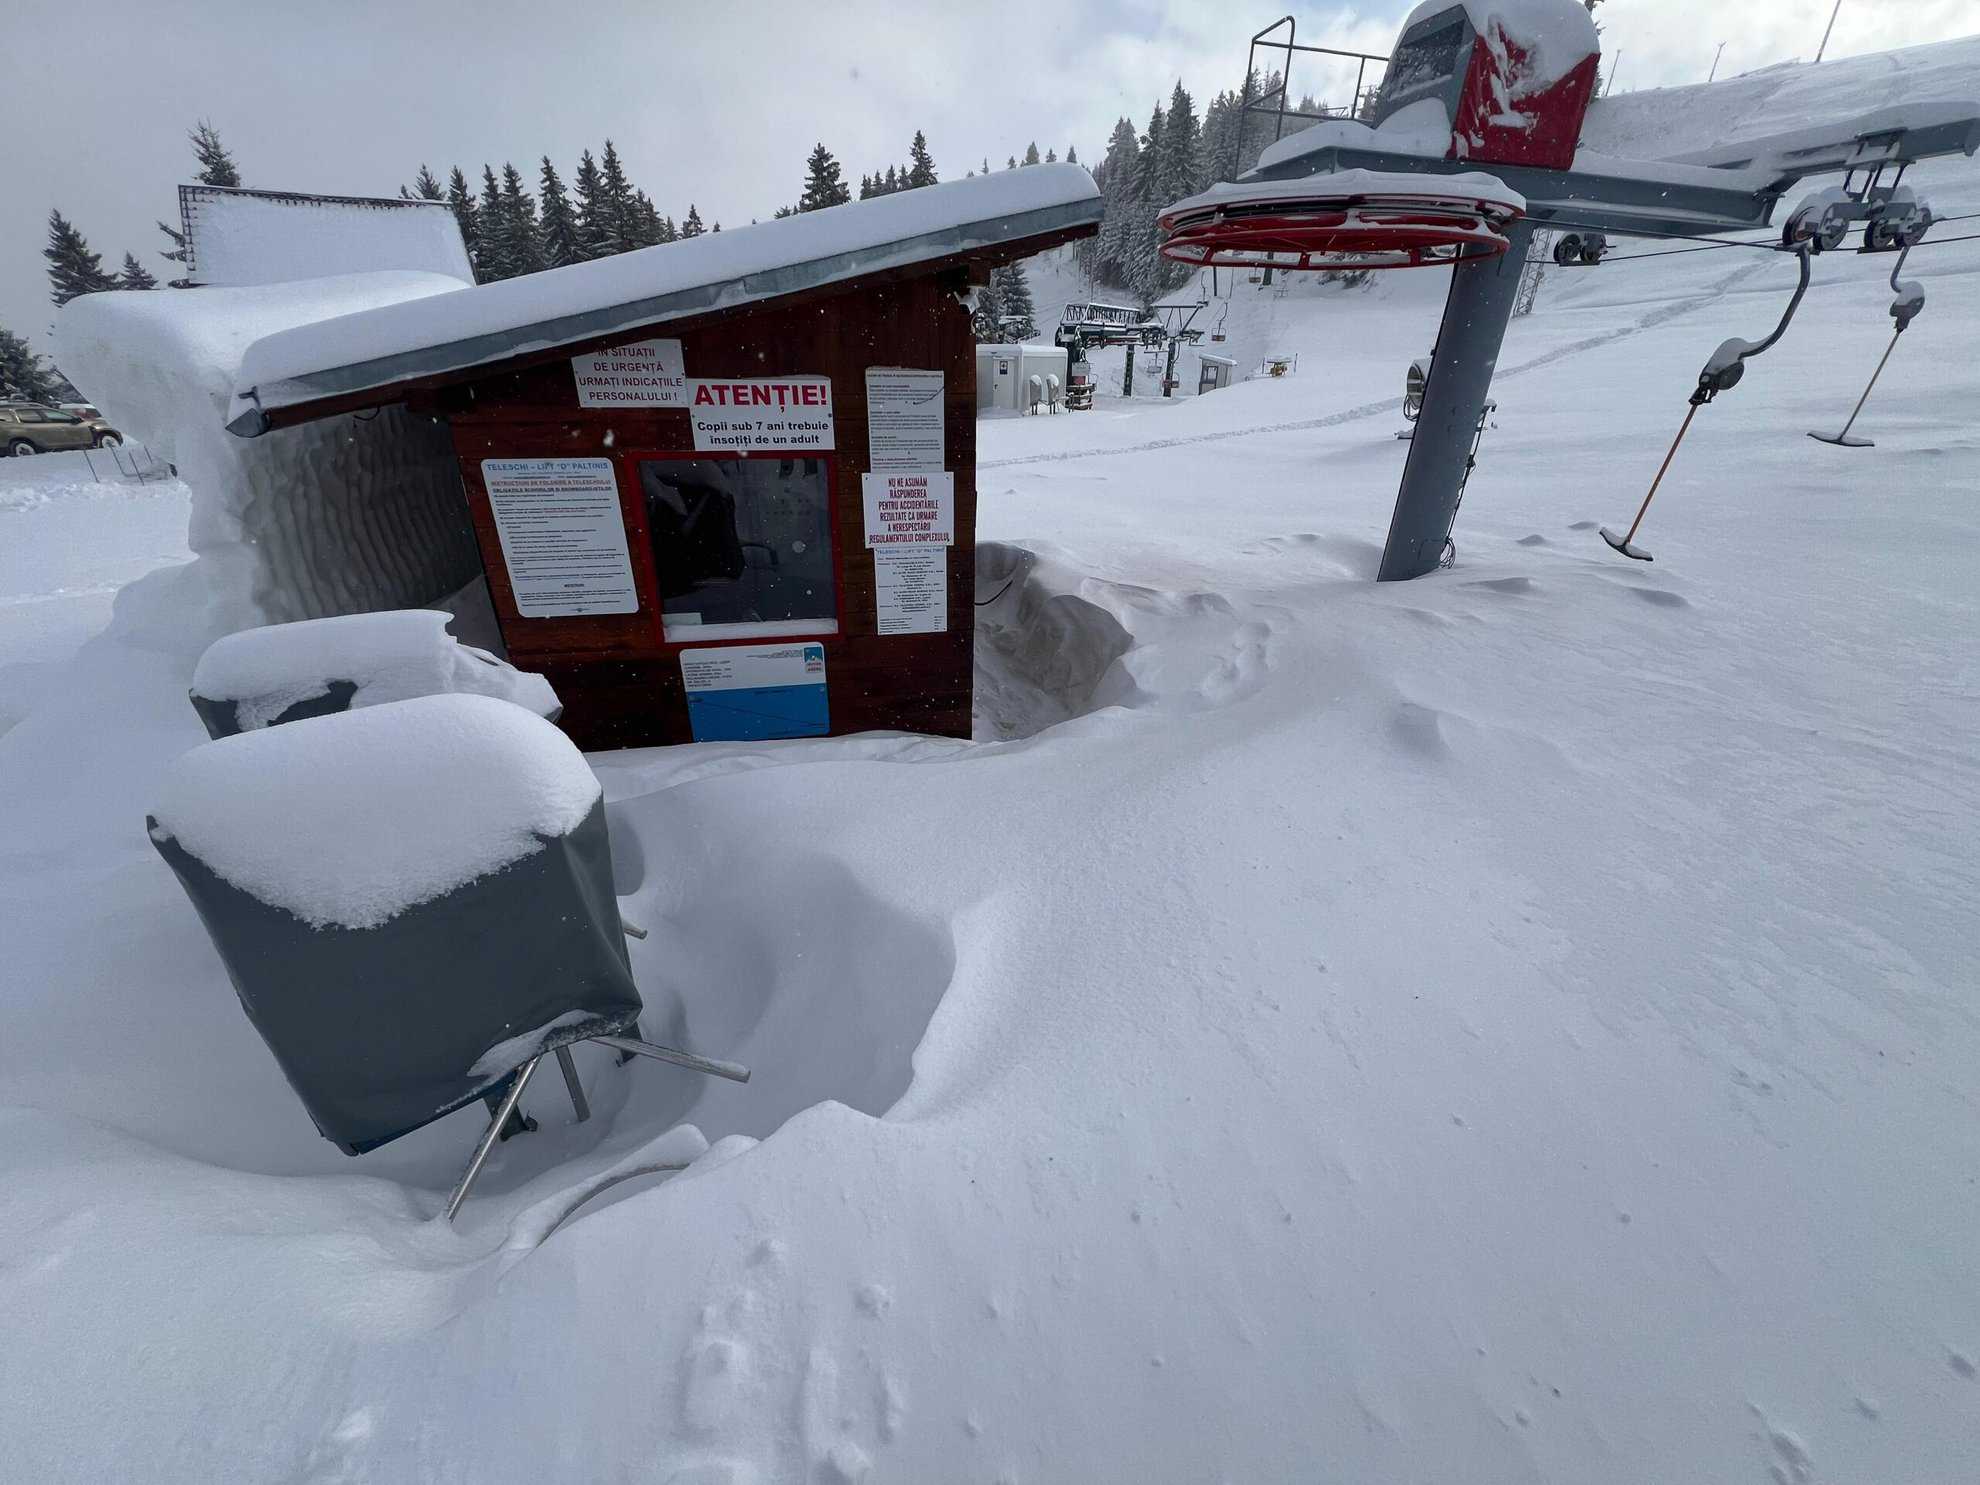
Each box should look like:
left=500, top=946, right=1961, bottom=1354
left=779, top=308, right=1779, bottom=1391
left=1163, top=0, right=1980, bottom=579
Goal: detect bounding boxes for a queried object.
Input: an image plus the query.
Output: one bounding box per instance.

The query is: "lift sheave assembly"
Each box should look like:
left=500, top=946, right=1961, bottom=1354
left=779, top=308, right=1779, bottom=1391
left=1164, top=0, right=1980, bottom=578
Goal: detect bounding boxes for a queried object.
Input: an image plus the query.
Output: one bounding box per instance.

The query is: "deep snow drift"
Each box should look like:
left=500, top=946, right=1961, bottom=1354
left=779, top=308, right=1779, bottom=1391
left=3, top=43, right=1979, bottom=1485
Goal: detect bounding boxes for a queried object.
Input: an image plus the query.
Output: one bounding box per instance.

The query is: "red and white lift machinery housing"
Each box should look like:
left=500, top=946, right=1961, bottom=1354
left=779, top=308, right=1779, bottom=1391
left=1160, top=0, right=1980, bottom=579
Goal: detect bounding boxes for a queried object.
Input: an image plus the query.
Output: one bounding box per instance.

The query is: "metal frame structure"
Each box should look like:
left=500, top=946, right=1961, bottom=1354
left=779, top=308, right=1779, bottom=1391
left=446, top=1032, right=752, bottom=1221
left=1179, top=2, right=1980, bottom=581
left=1228, top=16, right=1389, bottom=179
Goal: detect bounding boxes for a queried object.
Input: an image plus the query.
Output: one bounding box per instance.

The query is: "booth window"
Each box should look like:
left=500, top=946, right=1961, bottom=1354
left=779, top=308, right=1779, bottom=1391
left=637, top=457, right=838, bottom=641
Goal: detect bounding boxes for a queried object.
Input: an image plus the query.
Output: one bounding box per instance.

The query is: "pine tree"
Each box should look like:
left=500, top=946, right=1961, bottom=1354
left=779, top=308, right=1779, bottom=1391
left=981, top=157, right=991, bottom=175
left=501, top=162, right=547, bottom=274
left=537, top=156, right=581, bottom=267
left=45, top=210, right=118, bottom=306
left=1007, top=155, right=1018, bottom=170
left=597, top=140, right=638, bottom=252
left=407, top=164, right=445, bottom=201
left=446, top=167, right=482, bottom=271
left=970, top=279, right=1003, bottom=341
left=630, top=191, right=664, bottom=248
left=572, top=149, right=607, bottom=259
left=799, top=143, right=850, bottom=211
left=1090, top=116, right=1142, bottom=286
left=906, top=130, right=938, bottom=188
left=1023, top=141, right=1041, bottom=166
left=469, top=166, right=505, bottom=278
left=992, top=261, right=1037, bottom=340
left=1045, top=147, right=1057, bottom=163
left=682, top=204, right=705, bottom=238
left=1123, top=104, right=1169, bottom=302
left=1066, top=144, right=1079, bottom=165
left=858, top=173, right=874, bottom=201
left=189, top=120, right=241, bottom=187
left=0, top=325, right=59, bottom=402
left=711, top=222, right=720, bottom=233
left=1161, top=81, right=1203, bottom=203
left=118, top=252, right=158, bottom=290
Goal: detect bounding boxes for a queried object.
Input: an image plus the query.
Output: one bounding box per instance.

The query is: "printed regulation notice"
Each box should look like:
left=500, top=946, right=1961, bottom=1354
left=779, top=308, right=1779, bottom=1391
left=863, top=367, right=945, bottom=470
left=481, top=457, right=639, bottom=617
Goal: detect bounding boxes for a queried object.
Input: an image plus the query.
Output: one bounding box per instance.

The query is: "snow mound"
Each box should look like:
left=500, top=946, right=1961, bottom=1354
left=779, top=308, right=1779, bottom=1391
left=54, top=273, right=481, bottom=652
left=191, top=609, right=558, bottom=732
left=148, top=692, right=600, bottom=930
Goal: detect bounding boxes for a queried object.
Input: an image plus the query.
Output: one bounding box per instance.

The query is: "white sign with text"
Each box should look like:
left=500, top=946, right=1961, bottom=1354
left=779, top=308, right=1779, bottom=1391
left=571, top=337, right=687, bottom=408
left=689, top=377, right=835, bottom=452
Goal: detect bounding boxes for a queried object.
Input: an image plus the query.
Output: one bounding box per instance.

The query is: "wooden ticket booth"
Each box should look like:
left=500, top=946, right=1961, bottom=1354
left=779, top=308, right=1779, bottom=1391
left=226, top=167, right=1102, bottom=749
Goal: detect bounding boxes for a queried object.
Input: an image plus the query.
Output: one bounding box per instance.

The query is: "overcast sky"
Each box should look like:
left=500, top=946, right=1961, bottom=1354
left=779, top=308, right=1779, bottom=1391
left=7, top=0, right=1980, bottom=358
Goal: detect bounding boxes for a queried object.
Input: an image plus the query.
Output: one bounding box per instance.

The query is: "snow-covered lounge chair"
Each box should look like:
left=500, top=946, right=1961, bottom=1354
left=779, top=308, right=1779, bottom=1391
left=146, top=692, right=748, bottom=1219
left=188, top=609, right=561, bottom=739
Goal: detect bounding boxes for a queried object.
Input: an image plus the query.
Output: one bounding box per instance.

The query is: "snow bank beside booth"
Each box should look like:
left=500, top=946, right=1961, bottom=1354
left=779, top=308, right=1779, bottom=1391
left=54, top=273, right=482, bottom=653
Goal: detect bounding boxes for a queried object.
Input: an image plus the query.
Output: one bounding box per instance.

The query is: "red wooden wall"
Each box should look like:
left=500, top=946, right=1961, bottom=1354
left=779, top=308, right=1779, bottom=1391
left=441, top=273, right=978, bottom=750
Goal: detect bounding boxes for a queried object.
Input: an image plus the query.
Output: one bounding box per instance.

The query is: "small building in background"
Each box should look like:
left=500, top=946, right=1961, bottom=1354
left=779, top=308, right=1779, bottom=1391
left=974, top=343, right=1070, bottom=413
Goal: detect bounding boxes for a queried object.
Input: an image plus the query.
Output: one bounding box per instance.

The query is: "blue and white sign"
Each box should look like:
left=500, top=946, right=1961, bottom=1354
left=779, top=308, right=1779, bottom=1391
left=679, top=643, right=830, bottom=742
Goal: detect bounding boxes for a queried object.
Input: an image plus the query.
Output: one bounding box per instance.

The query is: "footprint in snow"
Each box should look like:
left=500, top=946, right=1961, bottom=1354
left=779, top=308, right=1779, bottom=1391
left=1568, top=520, right=1599, bottom=531
left=1517, top=534, right=1550, bottom=547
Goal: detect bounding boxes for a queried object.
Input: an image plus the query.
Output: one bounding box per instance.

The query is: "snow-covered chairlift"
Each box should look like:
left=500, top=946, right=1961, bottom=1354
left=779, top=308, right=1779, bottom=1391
left=146, top=693, right=750, bottom=1221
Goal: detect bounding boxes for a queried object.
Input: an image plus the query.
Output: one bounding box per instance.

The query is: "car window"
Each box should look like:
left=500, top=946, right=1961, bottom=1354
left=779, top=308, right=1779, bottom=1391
left=14, top=409, right=47, bottom=424
left=43, top=410, right=81, bottom=424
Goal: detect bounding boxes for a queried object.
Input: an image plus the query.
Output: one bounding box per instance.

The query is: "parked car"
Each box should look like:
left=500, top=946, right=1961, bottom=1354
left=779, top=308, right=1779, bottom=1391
left=0, top=401, right=122, bottom=454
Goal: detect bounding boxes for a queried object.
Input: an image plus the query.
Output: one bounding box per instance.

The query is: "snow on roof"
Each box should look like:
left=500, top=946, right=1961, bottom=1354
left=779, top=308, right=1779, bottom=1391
left=229, top=163, right=1103, bottom=435
left=1163, top=168, right=1527, bottom=221
left=182, top=184, right=474, bottom=288
left=55, top=271, right=465, bottom=458
left=149, top=692, right=600, bottom=930
left=1255, top=103, right=1458, bottom=175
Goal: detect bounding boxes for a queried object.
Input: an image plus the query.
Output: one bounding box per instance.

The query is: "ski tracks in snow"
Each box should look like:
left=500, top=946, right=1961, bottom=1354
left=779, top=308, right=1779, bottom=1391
left=979, top=258, right=1772, bottom=473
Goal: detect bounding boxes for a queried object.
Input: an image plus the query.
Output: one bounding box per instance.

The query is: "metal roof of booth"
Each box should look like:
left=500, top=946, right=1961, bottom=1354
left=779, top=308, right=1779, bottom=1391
left=227, top=164, right=1103, bottom=437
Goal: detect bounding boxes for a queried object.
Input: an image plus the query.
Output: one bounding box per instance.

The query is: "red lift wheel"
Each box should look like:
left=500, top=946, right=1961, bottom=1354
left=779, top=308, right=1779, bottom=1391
left=1159, top=187, right=1525, bottom=272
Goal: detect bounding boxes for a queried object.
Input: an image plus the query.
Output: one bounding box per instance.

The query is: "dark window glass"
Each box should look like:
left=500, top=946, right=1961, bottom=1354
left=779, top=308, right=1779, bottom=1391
left=638, top=457, right=838, bottom=641
left=1377, top=14, right=1469, bottom=114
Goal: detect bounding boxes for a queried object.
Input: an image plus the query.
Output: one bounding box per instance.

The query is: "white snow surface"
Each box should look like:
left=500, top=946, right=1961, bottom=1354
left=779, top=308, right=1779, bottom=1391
left=2, top=42, right=1980, bottom=1485
left=184, top=187, right=474, bottom=288
left=192, top=609, right=559, bottom=730
left=1585, top=34, right=1980, bottom=161
left=232, top=163, right=1102, bottom=419
left=54, top=272, right=483, bottom=652
left=149, top=693, right=600, bottom=929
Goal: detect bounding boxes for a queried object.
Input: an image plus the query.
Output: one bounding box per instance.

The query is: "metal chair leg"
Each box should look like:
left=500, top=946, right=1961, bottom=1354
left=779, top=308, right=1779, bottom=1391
left=446, top=1053, right=542, bottom=1223
left=555, top=1045, right=590, bottom=1123
left=589, top=1035, right=751, bottom=1084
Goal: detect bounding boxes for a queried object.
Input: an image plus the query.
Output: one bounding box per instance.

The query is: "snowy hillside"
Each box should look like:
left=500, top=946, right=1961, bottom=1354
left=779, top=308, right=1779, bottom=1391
left=4, top=39, right=1980, bottom=1485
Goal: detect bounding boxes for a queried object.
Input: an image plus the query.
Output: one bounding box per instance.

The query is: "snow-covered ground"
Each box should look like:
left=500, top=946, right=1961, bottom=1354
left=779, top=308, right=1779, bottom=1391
left=4, top=50, right=1980, bottom=1485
